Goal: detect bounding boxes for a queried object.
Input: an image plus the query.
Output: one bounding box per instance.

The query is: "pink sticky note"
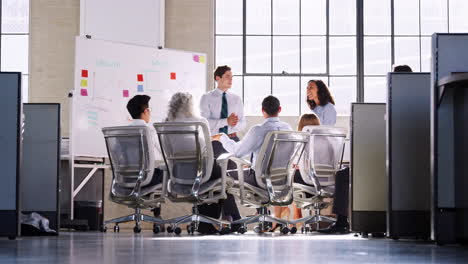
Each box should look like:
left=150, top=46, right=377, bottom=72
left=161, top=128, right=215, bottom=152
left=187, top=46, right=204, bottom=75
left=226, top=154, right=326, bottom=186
left=123, top=90, right=129, bottom=97
left=170, top=72, right=176, bottom=80
left=193, top=55, right=199, bottom=62
left=137, top=74, right=144, bottom=82
left=81, top=70, right=88, bottom=78
left=80, top=89, right=88, bottom=96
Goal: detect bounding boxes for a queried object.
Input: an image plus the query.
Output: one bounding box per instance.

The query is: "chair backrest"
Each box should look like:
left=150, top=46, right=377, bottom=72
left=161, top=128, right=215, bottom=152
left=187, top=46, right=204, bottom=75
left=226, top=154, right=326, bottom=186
left=299, top=126, right=347, bottom=189
left=253, top=131, right=309, bottom=205
left=102, top=126, right=155, bottom=191
left=153, top=121, right=213, bottom=197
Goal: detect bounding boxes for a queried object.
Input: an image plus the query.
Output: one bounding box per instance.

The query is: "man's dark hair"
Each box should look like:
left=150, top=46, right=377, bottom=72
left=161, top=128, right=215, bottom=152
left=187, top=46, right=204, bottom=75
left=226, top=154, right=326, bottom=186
left=262, top=95, right=281, bottom=116
left=306, top=80, right=335, bottom=110
left=127, top=95, right=151, bottom=119
left=393, top=64, right=413, bottom=73
left=214, top=65, right=231, bottom=80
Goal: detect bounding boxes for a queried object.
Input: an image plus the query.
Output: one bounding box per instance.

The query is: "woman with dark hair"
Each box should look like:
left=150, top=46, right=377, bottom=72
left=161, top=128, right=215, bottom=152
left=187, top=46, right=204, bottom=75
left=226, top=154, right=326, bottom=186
left=306, top=80, right=337, bottom=126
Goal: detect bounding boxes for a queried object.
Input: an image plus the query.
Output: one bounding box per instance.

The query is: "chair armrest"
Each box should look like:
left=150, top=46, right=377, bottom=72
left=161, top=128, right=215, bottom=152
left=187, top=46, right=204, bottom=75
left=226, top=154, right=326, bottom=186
left=216, top=153, right=252, bottom=167
left=157, top=164, right=169, bottom=199
left=216, top=153, right=251, bottom=205
left=157, top=164, right=167, bottom=171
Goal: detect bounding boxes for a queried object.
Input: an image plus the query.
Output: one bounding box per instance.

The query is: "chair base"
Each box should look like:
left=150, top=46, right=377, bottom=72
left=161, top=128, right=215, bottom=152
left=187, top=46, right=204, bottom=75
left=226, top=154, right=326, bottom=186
left=231, top=207, right=290, bottom=233
left=164, top=206, right=231, bottom=234
left=104, top=207, right=165, bottom=233
left=290, top=207, right=336, bottom=232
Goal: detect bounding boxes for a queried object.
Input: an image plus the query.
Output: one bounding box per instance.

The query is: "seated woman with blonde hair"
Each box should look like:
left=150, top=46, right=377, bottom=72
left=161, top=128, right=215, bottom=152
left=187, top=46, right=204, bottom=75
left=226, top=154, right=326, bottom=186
left=292, top=113, right=321, bottom=221
left=270, top=113, right=321, bottom=232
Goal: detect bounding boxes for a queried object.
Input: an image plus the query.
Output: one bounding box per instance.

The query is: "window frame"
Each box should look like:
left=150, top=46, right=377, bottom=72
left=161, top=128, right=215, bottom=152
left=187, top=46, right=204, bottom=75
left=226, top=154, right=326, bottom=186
left=215, top=0, right=457, bottom=115
left=0, top=0, right=30, bottom=103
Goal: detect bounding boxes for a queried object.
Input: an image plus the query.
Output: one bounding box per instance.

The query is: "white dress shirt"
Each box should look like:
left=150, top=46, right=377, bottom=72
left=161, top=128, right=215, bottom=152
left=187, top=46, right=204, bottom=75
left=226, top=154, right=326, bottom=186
left=219, top=117, right=292, bottom=168
left=129, top=119, right=163, bottom=162
left=200, top=88, right=246, bottom=135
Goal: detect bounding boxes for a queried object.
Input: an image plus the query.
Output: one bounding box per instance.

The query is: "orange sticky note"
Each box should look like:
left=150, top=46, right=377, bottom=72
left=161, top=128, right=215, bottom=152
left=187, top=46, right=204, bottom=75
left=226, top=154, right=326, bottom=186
left=80, top=79, right=88, bottom=87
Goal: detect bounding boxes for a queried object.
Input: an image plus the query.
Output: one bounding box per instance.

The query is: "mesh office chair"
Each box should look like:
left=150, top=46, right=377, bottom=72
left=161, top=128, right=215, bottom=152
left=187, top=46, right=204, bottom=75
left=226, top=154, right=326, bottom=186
left=291, top=126, right=347, bottom=233
left=102, top=126, right=167, bottom=233
left=154, top=121, right=231, bottom=235
left=217, top=131, right=309, bottom=234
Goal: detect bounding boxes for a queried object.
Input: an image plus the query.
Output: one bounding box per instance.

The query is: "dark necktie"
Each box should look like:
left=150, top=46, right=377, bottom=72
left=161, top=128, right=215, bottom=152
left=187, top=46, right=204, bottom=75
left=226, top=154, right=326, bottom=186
left=219, top=92, right=228, bottom=134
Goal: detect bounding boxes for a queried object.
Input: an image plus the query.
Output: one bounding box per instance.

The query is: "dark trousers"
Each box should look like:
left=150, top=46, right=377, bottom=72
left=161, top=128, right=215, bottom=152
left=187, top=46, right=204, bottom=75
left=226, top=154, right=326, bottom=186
left=197, top=141, right=242, bottom=232
left=332, top=167, right=349, bottom=217
left=210, top=141, right=242, bottom=221
left=294, top=167, right=349, bottom=218
left=149, top=168, right=164, bottom=217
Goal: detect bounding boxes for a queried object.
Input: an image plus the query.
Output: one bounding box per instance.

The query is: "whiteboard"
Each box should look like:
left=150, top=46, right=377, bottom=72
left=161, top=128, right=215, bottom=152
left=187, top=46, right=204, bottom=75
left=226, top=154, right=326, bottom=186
left=80, top=0, right=164, bottom=47
left=72, top=37, right=207, bottom=157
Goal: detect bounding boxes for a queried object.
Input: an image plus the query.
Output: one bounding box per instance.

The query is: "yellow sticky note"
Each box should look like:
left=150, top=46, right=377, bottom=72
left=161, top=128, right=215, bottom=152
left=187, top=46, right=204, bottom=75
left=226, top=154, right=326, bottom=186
left=199, top=56, right=205, bottom=63
left=81, top=79, right=88, bottom=87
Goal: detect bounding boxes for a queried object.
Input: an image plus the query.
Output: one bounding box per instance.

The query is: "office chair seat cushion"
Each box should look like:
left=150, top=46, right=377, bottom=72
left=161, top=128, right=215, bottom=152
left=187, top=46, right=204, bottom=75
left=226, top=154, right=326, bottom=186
left=228, top=180, right=269, bottom=205
left=230, top=180, right=268, bottom=195
left=293, top=182, right=334, bottom=197
left=113, top=182, right=163, bottom=197
left=169, top=178, right=223, bottom=196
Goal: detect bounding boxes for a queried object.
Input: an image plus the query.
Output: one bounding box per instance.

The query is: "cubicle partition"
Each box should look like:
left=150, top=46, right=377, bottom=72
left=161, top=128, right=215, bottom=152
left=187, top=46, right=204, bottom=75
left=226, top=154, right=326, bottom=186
left=387, top=73, right=431, bottom=239
left=351, top=103, right=387, bottom=236
left=22, top=104, right=61, bottom=233
left=431, top=33, right=468, bottom=244
left=0, top=72, right=22, bottom=239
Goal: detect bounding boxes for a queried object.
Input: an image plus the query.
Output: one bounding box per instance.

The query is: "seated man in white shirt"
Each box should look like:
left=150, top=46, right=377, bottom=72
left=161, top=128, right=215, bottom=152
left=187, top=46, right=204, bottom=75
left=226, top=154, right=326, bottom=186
left=213, top=95, right=292, bottom=186
left=126, top=95, right=164, bottom=230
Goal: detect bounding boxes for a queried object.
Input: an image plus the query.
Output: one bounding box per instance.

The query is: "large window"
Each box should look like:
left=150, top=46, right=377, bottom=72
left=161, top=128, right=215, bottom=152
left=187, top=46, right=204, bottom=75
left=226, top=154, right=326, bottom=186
left=1, top=0, right=29, bottom=103
left=363, top=0, right=451, bottom=102
left=216, top=0, right=356, bottom=116
left=215, top=0, right=468, bottom=115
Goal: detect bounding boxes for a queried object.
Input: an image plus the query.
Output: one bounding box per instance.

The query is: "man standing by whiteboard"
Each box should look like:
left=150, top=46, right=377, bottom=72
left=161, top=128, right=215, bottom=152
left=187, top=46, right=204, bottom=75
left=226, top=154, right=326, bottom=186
left=200, top=65, right=246, bottom=142
left=199, top=65, right=246, bottom=232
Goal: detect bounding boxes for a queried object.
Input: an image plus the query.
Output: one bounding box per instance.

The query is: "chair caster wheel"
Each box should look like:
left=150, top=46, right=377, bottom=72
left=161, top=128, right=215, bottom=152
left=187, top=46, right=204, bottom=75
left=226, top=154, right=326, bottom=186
left=354, top=233, right=359, bottom=237
left=153, top=226, right=160, bottom=234
left=8, top=236, right=16, bottom=240
left=167, top=226, right=174, bottom=233
left=220, top=227, right=231, bottom=235
left=187, top=225, right=195, bottom=235
left=101, top=226, right=107, bottom=232
left=305, top=227, right=310, bottom=233
left=254, top=226, right=262, bottom=234
left=290, top=227, right=297, bottom=234
left=362, top=232, right=369, bottom=238
left=281, top=227, right=290, bottom=234
left=301, top=227, right=305, bottom=234
left=391, top=236, right=399, bottom=240
left=238, top=227, right=247, bottom=234
left=133, top=226, right=142, bottom=233
left=114, top=225, right=120, bottom=232
left=174, top=227, right=182, bottom=235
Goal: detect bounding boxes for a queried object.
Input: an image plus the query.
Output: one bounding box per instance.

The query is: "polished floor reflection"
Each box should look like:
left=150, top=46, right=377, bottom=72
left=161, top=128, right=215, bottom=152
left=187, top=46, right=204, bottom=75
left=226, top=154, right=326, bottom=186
left=0, top=231, right=467, bottom=264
